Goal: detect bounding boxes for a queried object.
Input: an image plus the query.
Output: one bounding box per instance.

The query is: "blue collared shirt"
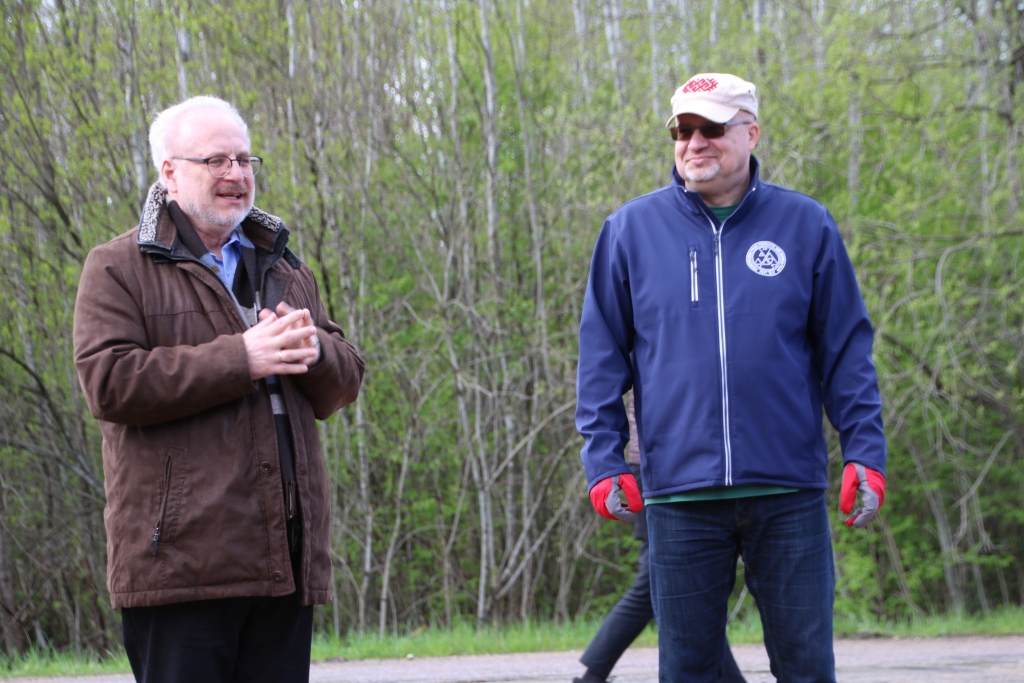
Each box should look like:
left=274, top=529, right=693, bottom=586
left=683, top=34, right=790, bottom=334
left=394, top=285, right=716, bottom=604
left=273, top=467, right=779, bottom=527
left=200, top=226, right=255, bottom=291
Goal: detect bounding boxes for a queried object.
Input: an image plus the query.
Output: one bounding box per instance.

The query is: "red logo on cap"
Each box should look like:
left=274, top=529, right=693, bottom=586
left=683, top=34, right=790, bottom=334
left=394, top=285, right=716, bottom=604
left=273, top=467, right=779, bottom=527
left=682, top=77, right=719, bottom=94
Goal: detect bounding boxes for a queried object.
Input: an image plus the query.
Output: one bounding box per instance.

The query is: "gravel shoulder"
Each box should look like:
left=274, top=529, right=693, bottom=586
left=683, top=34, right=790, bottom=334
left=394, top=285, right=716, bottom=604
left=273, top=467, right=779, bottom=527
left=8, top=634, right=1024, bottom=683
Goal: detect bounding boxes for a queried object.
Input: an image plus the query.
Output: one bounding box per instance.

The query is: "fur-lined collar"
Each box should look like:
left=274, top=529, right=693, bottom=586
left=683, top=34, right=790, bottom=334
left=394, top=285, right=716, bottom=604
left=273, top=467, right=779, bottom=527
left=137, top=183, right=285, bottom=249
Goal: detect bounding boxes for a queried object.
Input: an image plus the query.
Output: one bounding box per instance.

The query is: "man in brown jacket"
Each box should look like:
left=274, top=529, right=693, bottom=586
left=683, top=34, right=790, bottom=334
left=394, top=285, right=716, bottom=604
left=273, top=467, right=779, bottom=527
left=73, top=96, right=364, bottom=683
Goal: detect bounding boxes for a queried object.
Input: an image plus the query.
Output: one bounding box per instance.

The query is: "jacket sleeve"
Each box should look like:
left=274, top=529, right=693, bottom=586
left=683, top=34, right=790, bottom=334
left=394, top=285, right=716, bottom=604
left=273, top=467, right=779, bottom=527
left=810, top=211, right=888, bottom=474
left=576, top=219, right=634, bottom=490
left=289, top=265, right=365, bottom=419
left=73, top=245, right=258, bottom=427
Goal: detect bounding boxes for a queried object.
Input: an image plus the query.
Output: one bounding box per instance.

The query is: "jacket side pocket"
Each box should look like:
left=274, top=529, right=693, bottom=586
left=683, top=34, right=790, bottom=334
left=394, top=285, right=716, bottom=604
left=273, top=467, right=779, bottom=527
left=689, top=248, right=699, bottom=306
left=151, top=448, right=185, bottom=555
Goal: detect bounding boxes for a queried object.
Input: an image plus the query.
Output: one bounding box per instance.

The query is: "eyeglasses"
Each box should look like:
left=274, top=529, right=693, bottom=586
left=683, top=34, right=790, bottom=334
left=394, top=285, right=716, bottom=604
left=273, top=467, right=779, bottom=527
left=669, top=121, right=752, bottom=142
left=173, top=155, right=263, bottom=178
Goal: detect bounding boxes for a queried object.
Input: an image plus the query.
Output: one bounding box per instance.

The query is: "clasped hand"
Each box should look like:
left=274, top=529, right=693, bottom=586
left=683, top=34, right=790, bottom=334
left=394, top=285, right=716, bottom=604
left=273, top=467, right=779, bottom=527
left=243, top=302, right=321, bottom=380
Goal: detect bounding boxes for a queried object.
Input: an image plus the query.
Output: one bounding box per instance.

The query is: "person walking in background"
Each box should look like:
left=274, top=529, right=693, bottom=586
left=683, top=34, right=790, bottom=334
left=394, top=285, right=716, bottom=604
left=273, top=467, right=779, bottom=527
left=575, top=73, right=888, bottom=683
left=73, top=96, right=364, bottom=683
left=575, top=392, right=746, bottom=683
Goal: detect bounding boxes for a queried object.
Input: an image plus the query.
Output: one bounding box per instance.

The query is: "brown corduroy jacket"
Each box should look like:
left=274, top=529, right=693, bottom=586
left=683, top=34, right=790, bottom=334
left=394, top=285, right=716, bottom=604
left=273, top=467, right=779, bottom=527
left=73, top=184, right=364, bottom=609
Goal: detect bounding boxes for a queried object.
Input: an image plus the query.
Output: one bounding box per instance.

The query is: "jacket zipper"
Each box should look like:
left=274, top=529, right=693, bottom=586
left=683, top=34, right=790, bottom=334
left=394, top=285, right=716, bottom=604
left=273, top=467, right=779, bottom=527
left=689, top=248, right=699, bottom=303
left=152, top=455, right=173, bottom=555
left=695, top=187, right=757, bottom=486
left=709, top=226, right=734, bottom=485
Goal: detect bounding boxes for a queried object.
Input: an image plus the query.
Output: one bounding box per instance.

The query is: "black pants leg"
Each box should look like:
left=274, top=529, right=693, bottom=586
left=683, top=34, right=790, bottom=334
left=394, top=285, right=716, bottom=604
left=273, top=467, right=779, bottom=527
left=580, top=540, right=655, bottom=679
left=121, top=593, right=313, bottom=683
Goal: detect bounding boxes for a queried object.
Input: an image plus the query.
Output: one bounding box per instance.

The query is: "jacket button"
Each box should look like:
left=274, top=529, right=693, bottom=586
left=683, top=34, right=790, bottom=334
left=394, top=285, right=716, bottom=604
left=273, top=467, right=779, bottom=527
left=271, top=571, right=284, bottom=583
left=260, top=461, right=272, bottom=473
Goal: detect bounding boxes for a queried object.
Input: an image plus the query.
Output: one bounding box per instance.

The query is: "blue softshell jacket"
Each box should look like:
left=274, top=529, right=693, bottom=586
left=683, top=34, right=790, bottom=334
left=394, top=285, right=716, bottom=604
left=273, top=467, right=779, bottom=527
left=576, top=158, right=887, bottom=498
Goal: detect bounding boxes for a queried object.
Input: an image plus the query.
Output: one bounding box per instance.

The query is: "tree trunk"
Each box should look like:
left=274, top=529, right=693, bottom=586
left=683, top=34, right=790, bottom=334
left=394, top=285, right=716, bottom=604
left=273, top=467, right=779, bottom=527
left=286, top=0, right=304, bottom=257
left=479, top=0, right=501, bottom=280
left=847, top=85, right=861, bottom=214
left=709, top=0, right=719, bottom=47
left=170, top=1, right=189, bottom=99
left=648, top=0, right=660, bottom=121
left=471, top=386, right=494, bottom=626
left=571, top=0, right=591, bottom=101
left=602, top=0, right=626, bottom=101
left=379, top=422, right=413, bottom=636
left=908, top=439, right=965, bottom=613
left=0, top=520, right=25, bottom=655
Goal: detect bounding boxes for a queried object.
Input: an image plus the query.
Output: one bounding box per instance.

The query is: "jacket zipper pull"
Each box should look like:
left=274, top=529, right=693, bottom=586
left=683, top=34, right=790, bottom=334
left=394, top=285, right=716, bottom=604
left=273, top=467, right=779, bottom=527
left=690, top=249, right=699, bottom=303
left=713, top=232, right=721, bottom=256
left=152, top=455, right=172, bottom=556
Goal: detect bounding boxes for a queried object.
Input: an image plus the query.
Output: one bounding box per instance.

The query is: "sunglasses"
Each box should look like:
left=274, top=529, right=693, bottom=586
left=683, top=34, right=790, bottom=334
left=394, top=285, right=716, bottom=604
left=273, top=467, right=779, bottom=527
left=669, top=121, right=752, bottom=141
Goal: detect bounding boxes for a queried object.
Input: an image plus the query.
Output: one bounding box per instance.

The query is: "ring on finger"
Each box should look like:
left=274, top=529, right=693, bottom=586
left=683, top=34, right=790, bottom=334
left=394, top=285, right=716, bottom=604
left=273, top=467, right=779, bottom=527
left=277, top=350, right=283, bottom=363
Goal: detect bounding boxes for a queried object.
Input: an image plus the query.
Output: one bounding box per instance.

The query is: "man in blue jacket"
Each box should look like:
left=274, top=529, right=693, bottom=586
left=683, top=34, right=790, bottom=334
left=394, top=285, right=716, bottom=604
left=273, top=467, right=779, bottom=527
left=575, top=73, right=888, bottom=683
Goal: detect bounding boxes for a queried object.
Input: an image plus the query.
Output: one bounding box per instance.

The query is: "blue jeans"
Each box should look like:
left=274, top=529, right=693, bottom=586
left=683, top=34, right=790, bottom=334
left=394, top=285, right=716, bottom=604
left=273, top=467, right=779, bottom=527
left=647, top=489, right=835, bottom=683
left=581, top=538, right=747, bottom=682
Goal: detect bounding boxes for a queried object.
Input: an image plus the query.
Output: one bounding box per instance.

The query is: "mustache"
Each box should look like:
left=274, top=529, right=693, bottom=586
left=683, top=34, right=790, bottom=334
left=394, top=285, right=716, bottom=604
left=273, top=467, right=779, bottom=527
left=216, top=185, right=249, bottom=194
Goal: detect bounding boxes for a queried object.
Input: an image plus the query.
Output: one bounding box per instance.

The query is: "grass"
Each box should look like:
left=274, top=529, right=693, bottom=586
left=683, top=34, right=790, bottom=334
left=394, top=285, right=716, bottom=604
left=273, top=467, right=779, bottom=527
left=833, top=606, right=1024, bottom=639
left=0, top=648, right=131, bottom=677
left=2, top=608, right=1023, bottom=677
left=311, top=618, right=658, bottom=662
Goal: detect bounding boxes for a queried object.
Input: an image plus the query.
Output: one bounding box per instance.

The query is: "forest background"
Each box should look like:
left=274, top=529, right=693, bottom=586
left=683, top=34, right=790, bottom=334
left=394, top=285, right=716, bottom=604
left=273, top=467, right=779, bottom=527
left=2, top=0, right=1024, bottom=659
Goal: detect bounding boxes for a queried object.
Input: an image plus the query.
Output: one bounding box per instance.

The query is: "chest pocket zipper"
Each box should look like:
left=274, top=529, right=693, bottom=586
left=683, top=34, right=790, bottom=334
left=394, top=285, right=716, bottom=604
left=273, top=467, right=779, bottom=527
left=690, top=248, right=699, bottom=305
left=152, top=455, right=173, bottom=556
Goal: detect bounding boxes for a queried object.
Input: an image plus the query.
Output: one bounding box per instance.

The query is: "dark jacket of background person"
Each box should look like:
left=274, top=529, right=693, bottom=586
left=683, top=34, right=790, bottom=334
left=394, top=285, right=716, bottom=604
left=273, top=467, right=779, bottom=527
left=576, top=159, right=887, bottom=497
left=625, top=391, right=644, bottom=541
left=73, top=183, right=364, bottom=610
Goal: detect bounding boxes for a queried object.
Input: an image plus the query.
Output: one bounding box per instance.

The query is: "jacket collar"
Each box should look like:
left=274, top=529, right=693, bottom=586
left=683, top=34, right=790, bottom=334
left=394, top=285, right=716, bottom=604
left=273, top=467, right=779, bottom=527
left=672, top=155, right=762, bottom=216
left=137, top=183, right=288, bottom=257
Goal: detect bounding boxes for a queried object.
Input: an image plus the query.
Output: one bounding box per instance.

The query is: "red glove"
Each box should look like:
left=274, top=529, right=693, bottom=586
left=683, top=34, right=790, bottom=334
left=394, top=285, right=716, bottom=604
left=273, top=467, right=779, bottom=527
left=840, top=462, right=886, bottom=528
left=589, top=473, right=643, bottom=523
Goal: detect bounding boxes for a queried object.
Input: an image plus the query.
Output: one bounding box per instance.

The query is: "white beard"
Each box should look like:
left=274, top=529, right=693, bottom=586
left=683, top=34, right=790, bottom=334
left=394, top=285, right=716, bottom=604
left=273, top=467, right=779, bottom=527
left=178, top=193, right=252, bottom=230
left=684, top=160, right=721, bottom=183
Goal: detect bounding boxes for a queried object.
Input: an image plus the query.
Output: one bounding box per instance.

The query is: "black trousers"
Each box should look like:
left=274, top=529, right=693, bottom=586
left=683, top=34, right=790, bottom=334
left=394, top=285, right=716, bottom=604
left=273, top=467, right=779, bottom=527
left=121, top=592, right=313, bottom=683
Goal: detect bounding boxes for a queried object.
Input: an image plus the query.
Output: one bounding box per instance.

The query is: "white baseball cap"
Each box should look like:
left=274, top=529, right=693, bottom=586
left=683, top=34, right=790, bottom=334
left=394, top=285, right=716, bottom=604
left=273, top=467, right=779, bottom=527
left=666, top=73, right=758, bottom=127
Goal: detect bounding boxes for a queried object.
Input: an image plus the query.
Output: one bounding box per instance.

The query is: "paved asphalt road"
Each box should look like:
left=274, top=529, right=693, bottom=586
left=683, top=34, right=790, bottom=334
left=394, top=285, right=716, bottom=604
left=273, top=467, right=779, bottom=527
left=11, top=635, right=1024, bottom=682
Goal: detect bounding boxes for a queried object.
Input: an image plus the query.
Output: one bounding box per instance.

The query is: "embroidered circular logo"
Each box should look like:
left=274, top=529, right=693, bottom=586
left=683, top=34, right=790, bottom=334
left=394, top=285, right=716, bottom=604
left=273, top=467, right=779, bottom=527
left=745, top=241, right=787, bottom=277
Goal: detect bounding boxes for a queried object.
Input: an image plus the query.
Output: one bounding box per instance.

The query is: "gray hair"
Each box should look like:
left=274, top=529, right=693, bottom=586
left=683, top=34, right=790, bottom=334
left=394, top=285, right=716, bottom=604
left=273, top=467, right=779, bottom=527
left=148, top=96, right=249, bottom=175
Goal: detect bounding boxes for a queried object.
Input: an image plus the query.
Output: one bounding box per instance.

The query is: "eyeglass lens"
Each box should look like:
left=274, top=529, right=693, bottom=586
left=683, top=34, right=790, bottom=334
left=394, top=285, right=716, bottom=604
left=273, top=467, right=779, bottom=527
left=670, top=124, right=728, bottom=141
left=206, top=156, right=262, bottom=178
